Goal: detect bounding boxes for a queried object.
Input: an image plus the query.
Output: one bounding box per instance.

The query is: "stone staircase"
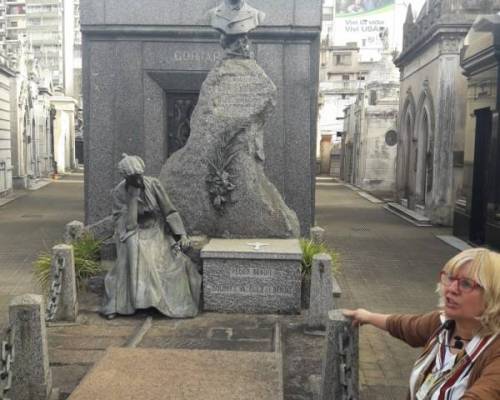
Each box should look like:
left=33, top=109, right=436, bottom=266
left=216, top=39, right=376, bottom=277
left=384, top=202, right=432, bottom=227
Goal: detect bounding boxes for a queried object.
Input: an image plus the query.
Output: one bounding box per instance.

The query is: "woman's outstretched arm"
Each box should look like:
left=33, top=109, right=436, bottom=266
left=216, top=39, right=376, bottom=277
left=342, top=308, right=389, bottom=331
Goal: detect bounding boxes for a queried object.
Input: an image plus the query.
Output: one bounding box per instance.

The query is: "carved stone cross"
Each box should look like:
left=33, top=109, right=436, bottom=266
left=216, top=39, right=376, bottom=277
left=246, top=242, right=270, bottom=251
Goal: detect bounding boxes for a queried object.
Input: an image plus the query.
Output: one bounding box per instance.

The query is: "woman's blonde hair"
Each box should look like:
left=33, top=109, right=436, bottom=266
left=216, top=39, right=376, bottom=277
left=439, top=248, right=500, bottom=336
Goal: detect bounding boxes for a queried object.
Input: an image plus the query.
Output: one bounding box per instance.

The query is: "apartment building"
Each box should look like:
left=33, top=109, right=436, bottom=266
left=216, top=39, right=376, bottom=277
left=26, top=0, right=63, bottom=87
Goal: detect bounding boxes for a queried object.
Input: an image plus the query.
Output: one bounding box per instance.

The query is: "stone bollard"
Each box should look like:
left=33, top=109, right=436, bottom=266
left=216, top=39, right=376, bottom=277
left=310, top=226, right=325, bottom=244
left=63, top=220, right=85, bottom=244
left=306, top=254, right=335, bottom=330
left=320, top=310, right=359, bottom=400
left=9, top=294, right=52, bottom=400
left=47, top=244, right=78, bottom=322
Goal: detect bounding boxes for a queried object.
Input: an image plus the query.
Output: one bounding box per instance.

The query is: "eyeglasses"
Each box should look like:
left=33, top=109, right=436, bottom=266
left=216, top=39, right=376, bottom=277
left=439, top=271, right=483, bottom=293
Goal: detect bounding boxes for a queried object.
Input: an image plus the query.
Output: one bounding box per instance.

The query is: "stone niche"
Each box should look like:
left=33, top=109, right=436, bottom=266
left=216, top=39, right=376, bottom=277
left=81, top=0, right=321, bottom=236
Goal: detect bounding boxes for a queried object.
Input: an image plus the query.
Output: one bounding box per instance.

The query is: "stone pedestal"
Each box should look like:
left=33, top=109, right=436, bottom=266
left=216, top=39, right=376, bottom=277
left=50, top=244, right=78, bottom=322
left=320, top=310, right=359, bottom=400
left=9, top=294, right=52, bottom=400
left=201, top=239, right=302, bottom=314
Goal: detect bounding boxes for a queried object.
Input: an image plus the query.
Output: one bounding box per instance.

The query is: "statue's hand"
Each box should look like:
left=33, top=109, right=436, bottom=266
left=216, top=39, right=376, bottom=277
left=179, top=235, right=191, bottom=251
left=127, top=185, right=141, bottom=199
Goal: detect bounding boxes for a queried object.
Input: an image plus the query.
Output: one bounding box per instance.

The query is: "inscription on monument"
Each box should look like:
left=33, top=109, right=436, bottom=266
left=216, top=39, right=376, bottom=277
left=208, top=283, right=295, bottom=297
left=173, top=50, right=222, bottom=63
left=213, top=74, right=267, bottom=115
left=202, top=240, right=302, bottom=313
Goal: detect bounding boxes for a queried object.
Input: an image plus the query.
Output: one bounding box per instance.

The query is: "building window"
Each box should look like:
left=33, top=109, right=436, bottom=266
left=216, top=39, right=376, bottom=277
left=342, top=74, right=350, bottom=81
left=369, top=90, right=377, bottom=105
left=334, top=53, right=352, bottom=66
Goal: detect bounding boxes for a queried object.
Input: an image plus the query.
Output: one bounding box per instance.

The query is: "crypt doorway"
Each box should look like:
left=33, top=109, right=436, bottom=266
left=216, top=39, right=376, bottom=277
left=469, top=108, right=492, bottom=245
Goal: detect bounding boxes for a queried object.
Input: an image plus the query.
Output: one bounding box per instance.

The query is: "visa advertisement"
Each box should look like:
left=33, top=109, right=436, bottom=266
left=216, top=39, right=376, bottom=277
left=334, top=0, right=397, bottom=57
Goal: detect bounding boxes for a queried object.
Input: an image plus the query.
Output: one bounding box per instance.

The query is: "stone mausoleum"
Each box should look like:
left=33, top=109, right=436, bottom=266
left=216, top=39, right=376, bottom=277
left=454, top=15, right=500, bottom=249
left=81, top=0, right=321, bottom=236
left=393, top=0, right=500, bottom=226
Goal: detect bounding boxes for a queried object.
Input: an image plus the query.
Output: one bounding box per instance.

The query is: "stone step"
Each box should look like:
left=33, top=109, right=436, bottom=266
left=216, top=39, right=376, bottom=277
left=384, top=202, right=432, bottom=227
left=67, top=347, right=283, bottom=400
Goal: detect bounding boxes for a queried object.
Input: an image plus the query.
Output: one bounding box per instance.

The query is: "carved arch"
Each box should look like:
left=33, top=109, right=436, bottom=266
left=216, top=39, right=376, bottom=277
left=415, top=81, right=436, bottom=206
left=397, top=88, right=417, bottom=200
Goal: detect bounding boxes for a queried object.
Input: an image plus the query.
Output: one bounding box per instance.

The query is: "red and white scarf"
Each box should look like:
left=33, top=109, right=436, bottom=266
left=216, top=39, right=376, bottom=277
left=409, top=316, right=498, bottom=400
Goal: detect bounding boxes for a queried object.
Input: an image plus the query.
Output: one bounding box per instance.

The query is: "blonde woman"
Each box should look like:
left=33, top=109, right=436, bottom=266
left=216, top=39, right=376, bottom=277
left=344, top=248, right=500, bottom=399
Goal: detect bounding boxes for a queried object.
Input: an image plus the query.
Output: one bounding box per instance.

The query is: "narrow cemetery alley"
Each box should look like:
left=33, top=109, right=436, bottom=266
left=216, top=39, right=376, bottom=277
left=0, top=173, right=84, bottom=329
left=316, top=176, right=459, bottom=399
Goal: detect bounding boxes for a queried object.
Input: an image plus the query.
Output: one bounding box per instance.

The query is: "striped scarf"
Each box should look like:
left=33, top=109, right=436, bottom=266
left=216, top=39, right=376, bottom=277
left=409, top=317, right=498, bottom=400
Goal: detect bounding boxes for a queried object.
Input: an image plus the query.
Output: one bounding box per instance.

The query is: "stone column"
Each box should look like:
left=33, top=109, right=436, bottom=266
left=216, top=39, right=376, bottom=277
left=49, top=244, right=78, bottom=322
left=9, top=294, right=52, bottom=400
left=320, top=310, right=359, bottom=400
left=310, top=226, right=325, bottom=244
left=63, top=220, right=85, bottom=244
left=306, top=253, right=337, bottom=330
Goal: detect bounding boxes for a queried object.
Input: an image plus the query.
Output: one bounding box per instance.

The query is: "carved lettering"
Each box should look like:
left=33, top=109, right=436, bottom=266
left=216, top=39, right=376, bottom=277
left=230, top=266, right=275, bottom=278
left=208, top=282, right=295, bottom=297
left=173, top=50, right=222, bottom=63
left=213, top=74, right=264, bottom=114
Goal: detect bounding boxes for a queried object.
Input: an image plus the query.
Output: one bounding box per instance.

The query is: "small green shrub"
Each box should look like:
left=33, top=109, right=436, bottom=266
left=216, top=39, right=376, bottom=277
left=34, top=233, right=103, bottom=291
left=300, top=238, right=340, bottom=279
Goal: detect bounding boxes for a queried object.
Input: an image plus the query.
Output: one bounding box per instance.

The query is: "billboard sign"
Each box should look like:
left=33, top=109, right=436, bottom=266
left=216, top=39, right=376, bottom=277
left=334, top=0, right=396, bottom=58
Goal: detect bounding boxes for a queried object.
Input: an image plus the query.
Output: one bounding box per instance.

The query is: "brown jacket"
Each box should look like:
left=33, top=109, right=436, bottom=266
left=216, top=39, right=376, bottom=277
left=387, top=311, right=500, bottom=400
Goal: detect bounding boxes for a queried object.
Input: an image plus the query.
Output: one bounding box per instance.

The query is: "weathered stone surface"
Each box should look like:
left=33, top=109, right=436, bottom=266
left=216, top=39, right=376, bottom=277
left=306, top=254, right=334, bottom=330
left=9, top=294, right=52, bottom=400
left=310, top=226, right=325, bottom=244
left=320, top=310, right=359, bottom=400
left=51, top=244, right=78, bottom=322
left=201, top=239, right=302, bottom=313
left=64, top=220, right=85, bottom=244
left=68, top=347, right=282, bottom=400
left=160, top=59, right=300, bottom=238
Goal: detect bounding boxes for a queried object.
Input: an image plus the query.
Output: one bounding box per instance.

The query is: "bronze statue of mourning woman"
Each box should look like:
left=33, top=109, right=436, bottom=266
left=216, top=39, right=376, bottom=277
left=101, top=154, right=201, bottom=319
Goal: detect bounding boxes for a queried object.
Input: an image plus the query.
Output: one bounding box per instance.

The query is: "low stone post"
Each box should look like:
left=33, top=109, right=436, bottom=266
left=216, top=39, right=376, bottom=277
left=320, top=310, right=359, bottom=400
left=306, top=254, right=334, bottom=330
left=47, top=244, right=78, bottom=322
left=63, top=220, right=85, bottom=244
left=310, top=226, right=325, bottom=244
left=9, top=294, right=52, bottom=400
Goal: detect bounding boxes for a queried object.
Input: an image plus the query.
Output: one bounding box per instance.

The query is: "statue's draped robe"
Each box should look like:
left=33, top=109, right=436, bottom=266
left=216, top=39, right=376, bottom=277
left=103, top=177, right=201, bottom=317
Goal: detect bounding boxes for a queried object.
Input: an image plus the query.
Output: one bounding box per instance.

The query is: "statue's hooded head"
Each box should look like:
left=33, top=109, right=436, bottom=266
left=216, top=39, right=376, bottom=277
left=225, top=0, right=244, bottom=9
left=118, top=154, right=146, bottom=188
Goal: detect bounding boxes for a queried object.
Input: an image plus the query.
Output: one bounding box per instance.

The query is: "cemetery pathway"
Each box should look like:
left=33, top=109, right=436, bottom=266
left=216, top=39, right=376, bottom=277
left=315, top=177, right=458, bottom=400
left=0, top=172, right=84, bottom=330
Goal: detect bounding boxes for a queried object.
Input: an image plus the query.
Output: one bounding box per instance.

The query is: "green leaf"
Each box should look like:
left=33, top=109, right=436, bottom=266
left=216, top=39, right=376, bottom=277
left=299, top=238, right=340, bottom=278
left=33, top=233, right=104, bottom=292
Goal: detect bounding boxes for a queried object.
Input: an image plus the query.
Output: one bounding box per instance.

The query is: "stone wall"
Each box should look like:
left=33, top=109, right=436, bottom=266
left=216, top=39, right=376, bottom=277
left=81, top=0, right=321, bottom=236
left=0, top=63, right=14, bottom=196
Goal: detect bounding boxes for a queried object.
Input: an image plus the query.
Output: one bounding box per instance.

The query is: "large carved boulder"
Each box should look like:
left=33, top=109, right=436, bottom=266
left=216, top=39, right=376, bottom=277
left=159, top=58, right=300, bottom=238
